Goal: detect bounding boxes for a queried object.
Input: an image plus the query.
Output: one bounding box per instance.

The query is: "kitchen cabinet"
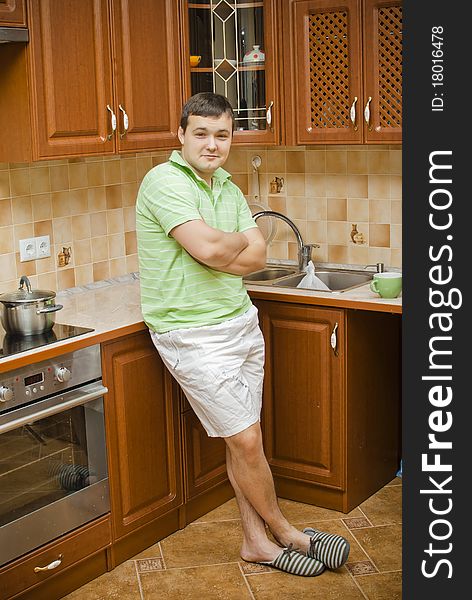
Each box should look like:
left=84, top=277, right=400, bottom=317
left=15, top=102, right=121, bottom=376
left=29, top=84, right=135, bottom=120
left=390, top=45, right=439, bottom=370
left=101, top=330, right=184, bottom=565
left=0, top=0, right=182, bottom=162
left=180, top=398, right=233, bottom=524
left=181, top=0, right=280, bottom=145
left=281, top=0, right=402, bottom=144
left=255, top=300, right=401, bottom=512
left=0, top=0, right=25, bottom=25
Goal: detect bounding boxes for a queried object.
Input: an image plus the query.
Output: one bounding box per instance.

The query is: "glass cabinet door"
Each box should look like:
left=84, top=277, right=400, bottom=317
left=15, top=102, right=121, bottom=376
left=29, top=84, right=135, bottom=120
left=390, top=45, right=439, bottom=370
left=184, top=0, right=278, bottom=144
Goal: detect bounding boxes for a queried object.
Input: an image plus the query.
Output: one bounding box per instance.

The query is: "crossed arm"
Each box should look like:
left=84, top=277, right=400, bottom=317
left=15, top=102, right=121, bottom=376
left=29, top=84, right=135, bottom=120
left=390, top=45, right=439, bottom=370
left=170, top=219, right=266, bottom=276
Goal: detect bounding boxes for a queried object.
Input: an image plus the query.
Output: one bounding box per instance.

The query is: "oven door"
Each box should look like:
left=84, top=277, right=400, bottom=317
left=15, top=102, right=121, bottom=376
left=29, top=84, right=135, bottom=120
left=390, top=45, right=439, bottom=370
left=0, top=381, right=109, bottom=567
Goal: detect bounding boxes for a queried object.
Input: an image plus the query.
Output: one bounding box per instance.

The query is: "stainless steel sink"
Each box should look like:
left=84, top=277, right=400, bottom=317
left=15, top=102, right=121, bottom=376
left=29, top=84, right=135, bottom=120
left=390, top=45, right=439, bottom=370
left=243, top=267, right=299, bottom=282
left=275, top=270, right=373, bottom=292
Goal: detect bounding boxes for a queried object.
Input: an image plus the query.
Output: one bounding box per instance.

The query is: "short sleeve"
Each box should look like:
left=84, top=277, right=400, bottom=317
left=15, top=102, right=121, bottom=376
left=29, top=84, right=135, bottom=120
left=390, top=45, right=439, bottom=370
left=142, top=168, right=202, bottom=236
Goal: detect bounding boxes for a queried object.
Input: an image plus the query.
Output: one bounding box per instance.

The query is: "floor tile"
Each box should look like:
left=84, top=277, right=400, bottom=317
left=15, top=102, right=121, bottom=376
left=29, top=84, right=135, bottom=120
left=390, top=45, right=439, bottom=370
left=386, top=477, right=402, bottom=486
left=277, top=498, right=363, bottom=523
left=62, top=561, right=141, bottom=599
left=350, top=524, right=402, bottom=571
left=355, top=571, right=402, bottom=599
left=194, top=498, right=241, bottom=523
left=140, top=563, right=252, bottom=599
left=160, top=520, right=243, bottom=568
left=345, top=560, right=378, bottom=576
left=130, top=541, right=162, bottom=561
left=360, top=485, right=402, bottom=525
left=240, top=561, right=272, bottom=575
left=343, top=517, right=372, bottom=529
left=246, top=568, right=366, bottom=599
left=136, top=557, right=165, bottom=572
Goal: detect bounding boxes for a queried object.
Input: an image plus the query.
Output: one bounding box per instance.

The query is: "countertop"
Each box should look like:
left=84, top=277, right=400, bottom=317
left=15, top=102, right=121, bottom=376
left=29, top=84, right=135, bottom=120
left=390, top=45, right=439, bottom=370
left=0, top=269, right=401, bottom=373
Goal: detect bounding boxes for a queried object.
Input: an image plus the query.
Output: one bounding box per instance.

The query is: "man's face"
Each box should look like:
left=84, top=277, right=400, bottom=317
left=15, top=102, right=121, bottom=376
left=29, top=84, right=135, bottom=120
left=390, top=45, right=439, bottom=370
left=178, top=113, right=233, bottom=183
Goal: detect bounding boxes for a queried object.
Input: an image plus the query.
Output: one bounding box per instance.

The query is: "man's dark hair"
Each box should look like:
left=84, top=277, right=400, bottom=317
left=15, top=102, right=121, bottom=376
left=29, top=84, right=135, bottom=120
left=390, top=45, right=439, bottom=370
left=180, top=92, right=234, bottom=132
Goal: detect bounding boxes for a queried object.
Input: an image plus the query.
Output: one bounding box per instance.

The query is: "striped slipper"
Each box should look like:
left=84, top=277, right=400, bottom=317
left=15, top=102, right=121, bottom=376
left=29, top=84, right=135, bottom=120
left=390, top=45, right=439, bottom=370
left=303, top=527, right=350, bottom=569
left=257, top=544, right=325, bottom=577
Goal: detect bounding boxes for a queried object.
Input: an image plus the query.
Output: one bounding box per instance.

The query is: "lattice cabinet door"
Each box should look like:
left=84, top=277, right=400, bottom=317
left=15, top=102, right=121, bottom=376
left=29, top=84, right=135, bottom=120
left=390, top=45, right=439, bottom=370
left=363, top=0, right=402, bottom=142
left=290, top=0, right=363, bottom=144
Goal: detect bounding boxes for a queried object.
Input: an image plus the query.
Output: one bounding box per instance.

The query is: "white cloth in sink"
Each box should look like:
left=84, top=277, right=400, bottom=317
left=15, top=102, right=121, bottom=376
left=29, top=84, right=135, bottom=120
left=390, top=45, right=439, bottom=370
left=296, top=261, right=330, bottom=291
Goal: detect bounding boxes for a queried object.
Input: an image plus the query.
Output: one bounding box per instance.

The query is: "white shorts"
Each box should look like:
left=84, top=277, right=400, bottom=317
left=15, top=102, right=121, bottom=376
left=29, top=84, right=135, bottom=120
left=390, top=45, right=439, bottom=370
left=150, top=305, right=264, bottom=438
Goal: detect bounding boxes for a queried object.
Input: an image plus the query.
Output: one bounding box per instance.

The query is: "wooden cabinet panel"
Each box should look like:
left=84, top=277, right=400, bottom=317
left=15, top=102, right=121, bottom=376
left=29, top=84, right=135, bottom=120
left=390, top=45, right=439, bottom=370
left=258, top=301, right=344, bottom=488
left=363, top=0, right=402, bottom=142
left=282, top=0, right=402, bottom=144
left=111, top=0, right=182, bottom=151
left=0, top=0, right=26, bottom=25
left=28, top=0, right=115, bottom=158
left=182, top=409, right=228, bottom=500
left=102, top=331, right=183, bottom=541
left=1, top=0, right=181, bottom=161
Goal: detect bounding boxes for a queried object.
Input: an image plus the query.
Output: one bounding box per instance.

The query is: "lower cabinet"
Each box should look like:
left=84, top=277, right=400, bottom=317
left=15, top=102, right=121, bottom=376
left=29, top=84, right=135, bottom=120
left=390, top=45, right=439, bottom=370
left=256, top=300, right=401, bottom=513
left=180, top=399, right=233, bottom=524
left=101, top=330, right=184, bottom=565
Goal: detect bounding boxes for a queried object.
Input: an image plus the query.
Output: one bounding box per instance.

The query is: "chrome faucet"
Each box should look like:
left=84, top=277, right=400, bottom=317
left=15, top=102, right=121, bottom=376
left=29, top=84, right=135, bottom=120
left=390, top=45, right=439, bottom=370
left=253, top=210, right=320, bottom=271
left=364, top=263, right=385, bottom=273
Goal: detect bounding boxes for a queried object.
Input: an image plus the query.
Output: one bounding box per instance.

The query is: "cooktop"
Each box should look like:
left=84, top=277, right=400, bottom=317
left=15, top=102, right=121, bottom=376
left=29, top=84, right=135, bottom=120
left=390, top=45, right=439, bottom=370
left=0, top=324, right=94, bottom=360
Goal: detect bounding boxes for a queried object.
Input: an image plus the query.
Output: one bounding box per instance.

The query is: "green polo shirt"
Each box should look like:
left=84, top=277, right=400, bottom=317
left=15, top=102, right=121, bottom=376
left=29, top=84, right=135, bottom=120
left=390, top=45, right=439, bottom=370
left=136, top=151, right=257, bottom=333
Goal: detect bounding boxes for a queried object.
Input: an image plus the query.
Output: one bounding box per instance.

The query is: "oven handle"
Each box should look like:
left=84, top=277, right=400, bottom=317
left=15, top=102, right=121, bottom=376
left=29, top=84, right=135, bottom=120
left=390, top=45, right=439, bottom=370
left=0, top=383, right=108, bottom=435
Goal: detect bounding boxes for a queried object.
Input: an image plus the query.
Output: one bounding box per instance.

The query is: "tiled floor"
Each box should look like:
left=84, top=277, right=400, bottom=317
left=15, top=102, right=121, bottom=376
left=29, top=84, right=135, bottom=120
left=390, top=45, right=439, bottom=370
left=64, top=478, right=402, bottom=599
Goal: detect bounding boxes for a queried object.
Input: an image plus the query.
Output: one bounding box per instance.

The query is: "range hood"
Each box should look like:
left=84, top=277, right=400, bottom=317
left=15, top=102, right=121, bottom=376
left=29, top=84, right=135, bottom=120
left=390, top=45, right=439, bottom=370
left=0, top=27, right=28, bottom=43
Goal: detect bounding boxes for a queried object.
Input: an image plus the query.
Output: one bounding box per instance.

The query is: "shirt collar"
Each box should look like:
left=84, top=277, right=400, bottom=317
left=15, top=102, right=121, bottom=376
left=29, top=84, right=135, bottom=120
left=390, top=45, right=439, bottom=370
left=169, top=150, right=231, bottom=187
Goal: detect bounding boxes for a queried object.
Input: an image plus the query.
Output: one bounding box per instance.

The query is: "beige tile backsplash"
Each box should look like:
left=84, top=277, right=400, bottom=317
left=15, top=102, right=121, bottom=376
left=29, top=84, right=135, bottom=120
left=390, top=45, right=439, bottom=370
left=0, top=145, right=402, bottom=294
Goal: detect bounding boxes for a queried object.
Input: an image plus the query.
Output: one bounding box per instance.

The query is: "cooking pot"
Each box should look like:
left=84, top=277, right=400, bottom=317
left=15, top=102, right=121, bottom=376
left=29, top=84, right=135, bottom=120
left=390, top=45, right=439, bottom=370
left=0, top=276, right=63, bottom=336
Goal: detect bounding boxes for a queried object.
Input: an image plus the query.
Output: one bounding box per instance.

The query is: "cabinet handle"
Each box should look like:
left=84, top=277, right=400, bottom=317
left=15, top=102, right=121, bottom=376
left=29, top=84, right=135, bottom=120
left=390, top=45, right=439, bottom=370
left=119, top=104, right=129, bottom=138
left=330, top=322, right=339, bottom=356
left=106, top=104, right=117, bottom=140
left=364, top=96, right=372, bottom=130
left=34, top=554, right=63, bottom=573
left=350, top=96, right=358, bottom=131
left=266, top=100, right=274, bottom=128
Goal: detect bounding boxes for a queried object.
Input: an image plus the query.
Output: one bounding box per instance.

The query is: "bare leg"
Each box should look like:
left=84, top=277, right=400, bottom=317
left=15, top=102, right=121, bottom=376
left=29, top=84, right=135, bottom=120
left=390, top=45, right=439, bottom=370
left=225, top=422, right=310, bottom=554
left=226, top=447, right=282, bottom=562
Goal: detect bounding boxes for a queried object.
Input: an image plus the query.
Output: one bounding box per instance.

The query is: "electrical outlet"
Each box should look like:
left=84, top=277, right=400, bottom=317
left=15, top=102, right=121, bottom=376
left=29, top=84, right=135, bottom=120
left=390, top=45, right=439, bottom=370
left=36, top=235, right=51, bottom=258
left=19, top=238, right=37, bottom=262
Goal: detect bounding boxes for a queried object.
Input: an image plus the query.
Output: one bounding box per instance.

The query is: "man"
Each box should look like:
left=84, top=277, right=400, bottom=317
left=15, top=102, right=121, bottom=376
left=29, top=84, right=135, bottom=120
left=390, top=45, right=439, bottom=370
left=136, top=92, right=349, bottom=576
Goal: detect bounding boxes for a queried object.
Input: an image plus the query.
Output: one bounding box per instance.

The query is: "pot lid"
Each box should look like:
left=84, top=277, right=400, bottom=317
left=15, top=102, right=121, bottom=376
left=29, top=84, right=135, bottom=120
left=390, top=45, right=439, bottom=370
left=0, top=288, right=56, bottom=303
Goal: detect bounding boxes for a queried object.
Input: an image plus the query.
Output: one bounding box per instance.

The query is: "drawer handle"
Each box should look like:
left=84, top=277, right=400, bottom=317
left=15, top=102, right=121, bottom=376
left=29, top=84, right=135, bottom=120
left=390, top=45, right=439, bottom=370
left=34, top=554, right=63, bottom=573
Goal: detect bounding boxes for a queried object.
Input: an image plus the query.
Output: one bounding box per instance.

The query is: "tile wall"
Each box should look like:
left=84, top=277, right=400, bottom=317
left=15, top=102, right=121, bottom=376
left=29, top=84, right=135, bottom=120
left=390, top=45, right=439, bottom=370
left=0, top=145, right=401, bottom=293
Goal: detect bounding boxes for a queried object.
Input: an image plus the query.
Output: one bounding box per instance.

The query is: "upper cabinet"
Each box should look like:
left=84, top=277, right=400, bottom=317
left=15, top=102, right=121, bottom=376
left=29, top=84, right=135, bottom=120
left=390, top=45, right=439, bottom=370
left=0, top=0, right=25, bottom=25
left=28, top=0, right=182, bottom=159
left=181, top=0, right=280, bottom=145
left=281, top=0, right=402, bottom=145
left=1, top=0, right=182, bottom=162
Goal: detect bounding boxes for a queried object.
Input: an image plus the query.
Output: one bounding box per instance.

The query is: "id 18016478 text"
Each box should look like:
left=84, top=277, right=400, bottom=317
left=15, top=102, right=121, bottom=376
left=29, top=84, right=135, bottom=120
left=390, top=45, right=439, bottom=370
left=431, top=26, right=445, bottom=112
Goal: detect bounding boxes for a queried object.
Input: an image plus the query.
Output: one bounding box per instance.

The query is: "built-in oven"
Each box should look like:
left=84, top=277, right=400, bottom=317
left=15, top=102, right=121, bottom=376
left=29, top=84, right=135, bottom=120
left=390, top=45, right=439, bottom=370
left=0, top=345, right=109, bottom=567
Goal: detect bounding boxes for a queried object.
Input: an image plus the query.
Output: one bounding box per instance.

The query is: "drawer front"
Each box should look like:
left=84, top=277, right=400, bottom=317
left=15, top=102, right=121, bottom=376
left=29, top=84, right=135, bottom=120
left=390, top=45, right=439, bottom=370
left=0, top=516, right=111, bottom=599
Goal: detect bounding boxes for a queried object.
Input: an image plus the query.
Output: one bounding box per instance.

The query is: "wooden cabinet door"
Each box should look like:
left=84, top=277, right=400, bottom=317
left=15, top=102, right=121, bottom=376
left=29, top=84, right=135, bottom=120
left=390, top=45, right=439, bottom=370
left=28, top=0, right=115, bottom=159
left=182, top=0, right=280, bottom=145
left=182, top=408, right=228, bottom=501
left=283, top=0, right=362, bottom=145
left=362, top=0, right=402, bottom=142
left=111, top=0, right=182, bottom=152
left=0, top=0, right=25, bottom=25
left=258, top=301, right=345, bottom=489
left=102, top=331, right=183, bottom=541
